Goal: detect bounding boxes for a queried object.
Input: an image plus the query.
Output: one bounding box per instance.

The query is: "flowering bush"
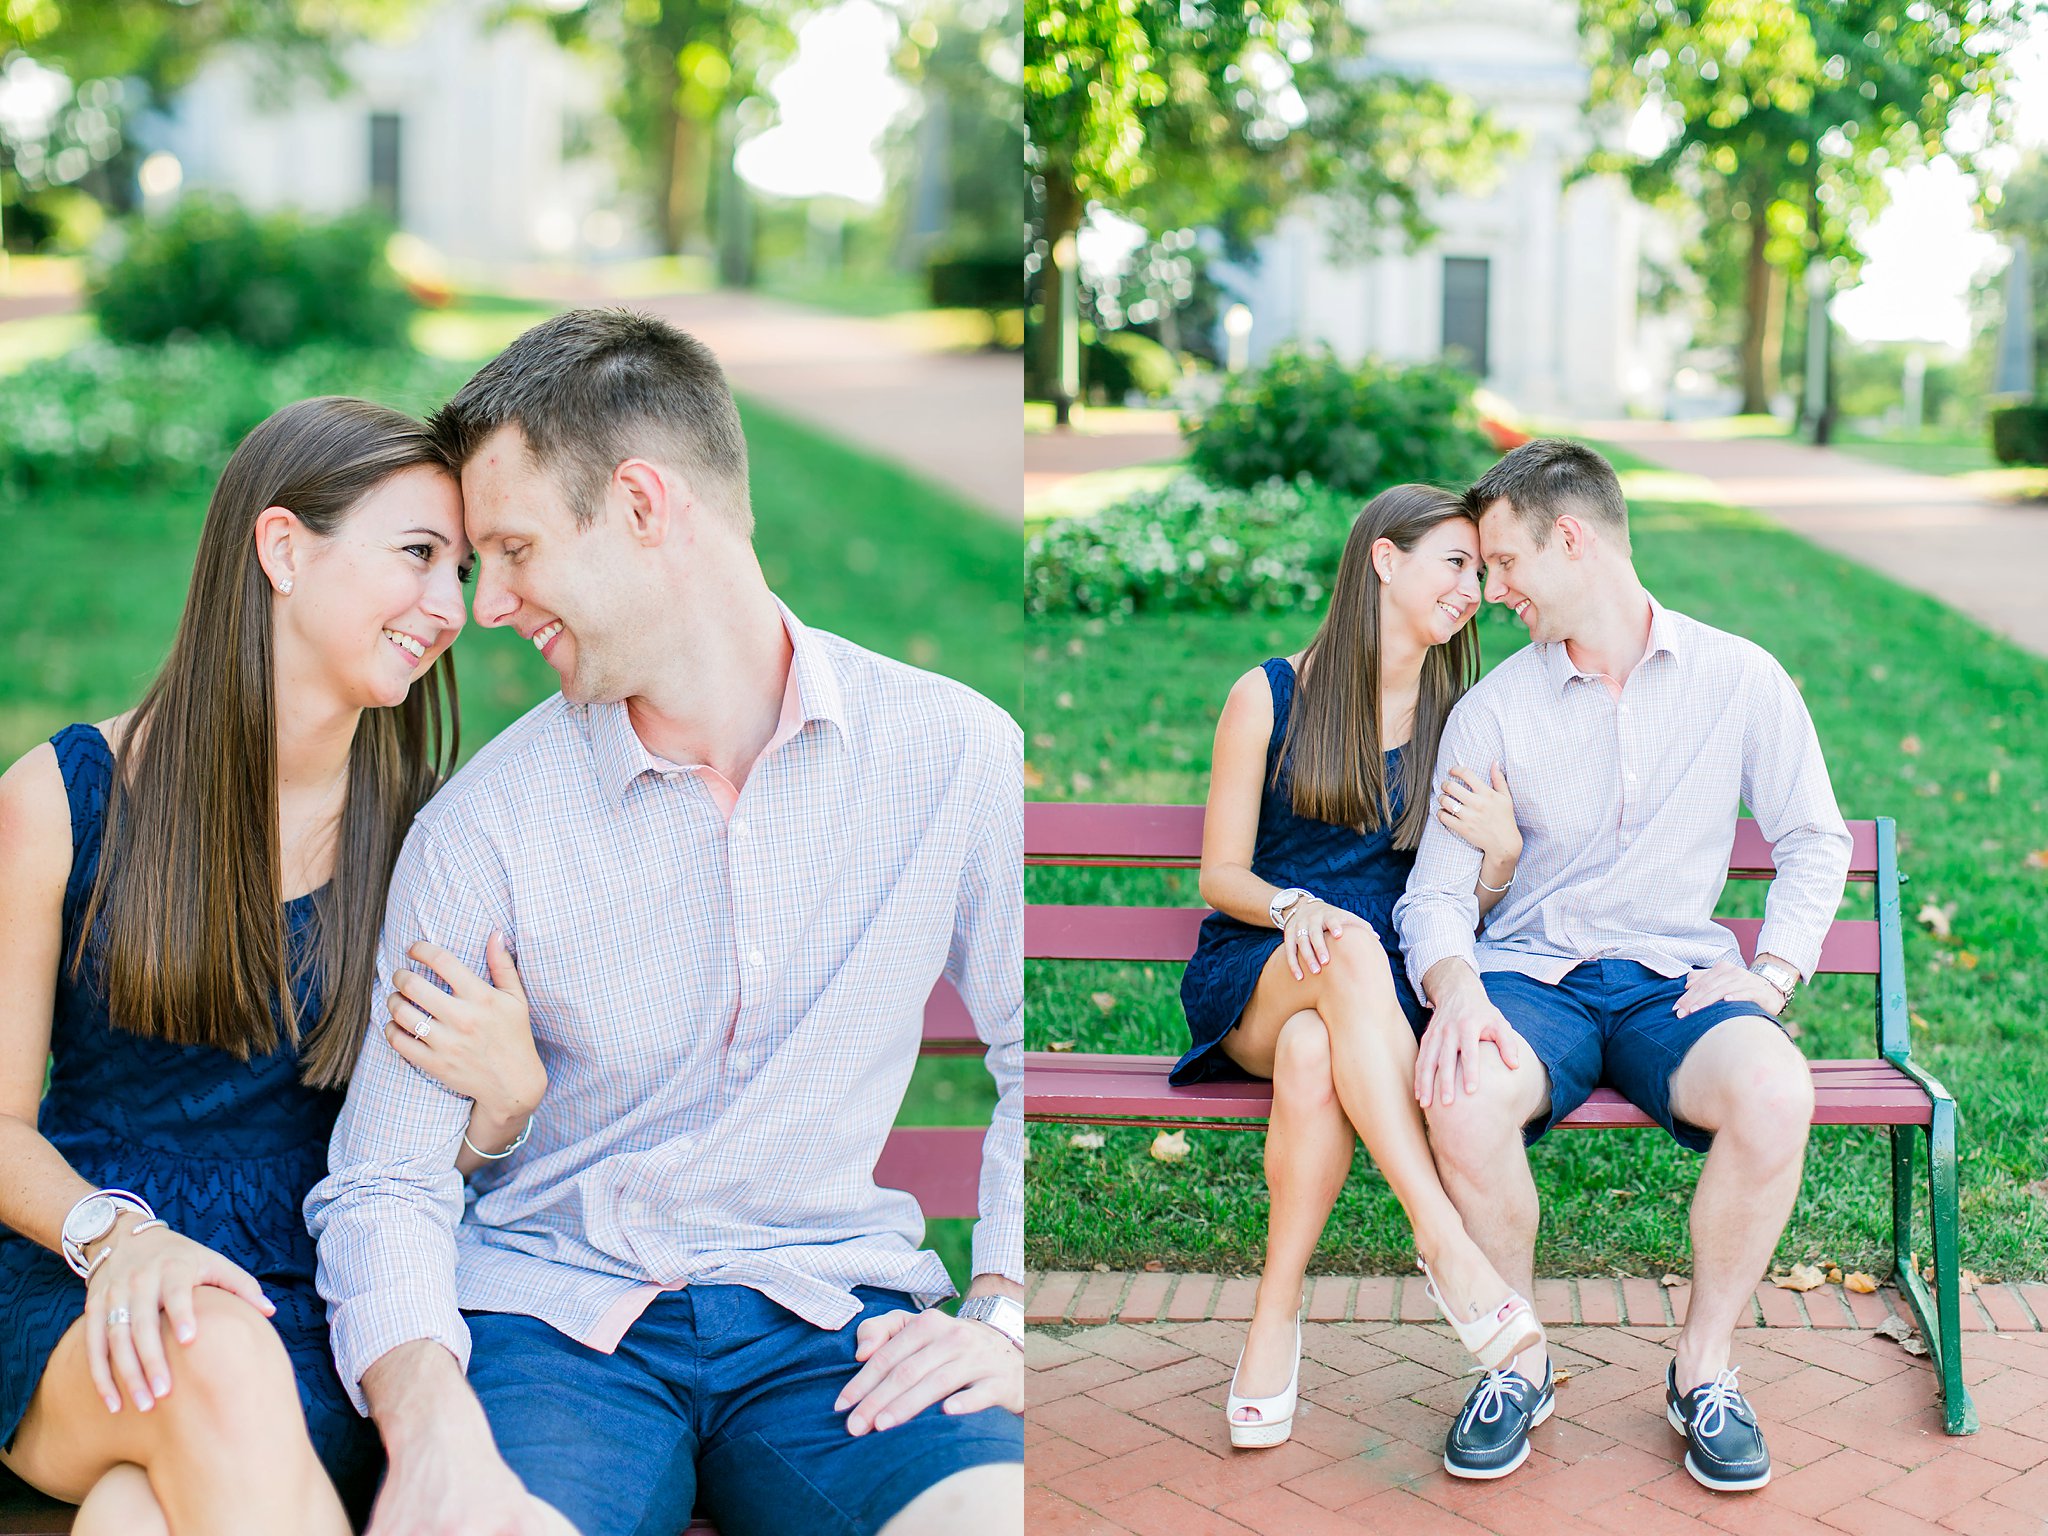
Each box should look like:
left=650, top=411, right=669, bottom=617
left=0, top=339, right=472, bottom=491
left=1025, top=473, right=1362, bottom=616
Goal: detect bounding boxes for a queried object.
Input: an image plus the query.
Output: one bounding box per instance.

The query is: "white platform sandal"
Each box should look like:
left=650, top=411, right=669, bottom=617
left=1224, top=1300, right=1303, bottom=1448
left=1418, top=1258, right=1542, bottom=1371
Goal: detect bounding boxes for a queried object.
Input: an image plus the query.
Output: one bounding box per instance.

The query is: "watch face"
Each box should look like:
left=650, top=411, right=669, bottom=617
left=66, top=1195, right=114, bottom=1245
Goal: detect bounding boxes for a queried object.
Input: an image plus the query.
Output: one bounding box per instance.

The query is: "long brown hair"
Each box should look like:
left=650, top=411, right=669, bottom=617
left=1278, top=483, right=1480, bottom=847
left=74, top=397, right=460, bottom=1088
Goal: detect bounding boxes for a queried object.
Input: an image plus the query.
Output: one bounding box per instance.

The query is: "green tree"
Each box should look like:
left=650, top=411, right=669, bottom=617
left=529, top=0, right=796, bottom=258
left=1024, top=0, right=1509, bottom=422
left=1580, top=0, right=2025, bottom=415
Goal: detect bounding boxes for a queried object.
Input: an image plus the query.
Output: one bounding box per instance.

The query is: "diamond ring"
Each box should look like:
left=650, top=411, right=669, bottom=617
left=106, top=1306, right=131, bottom=1329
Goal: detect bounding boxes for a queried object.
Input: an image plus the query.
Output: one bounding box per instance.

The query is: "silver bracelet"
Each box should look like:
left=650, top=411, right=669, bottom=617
left=1477, top=869, right=1514, bottom=894
left=463, top=1115, right=534, bottom=1161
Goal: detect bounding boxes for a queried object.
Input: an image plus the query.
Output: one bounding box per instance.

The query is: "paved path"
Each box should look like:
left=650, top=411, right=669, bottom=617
left=1025, top=412, right=1187, bottom=504
left=511, top=276, right=1022, bottom=520
left=1028, top=1270, right=2048, bottom=1535
left=1589, top=420, right=2048, bottom=660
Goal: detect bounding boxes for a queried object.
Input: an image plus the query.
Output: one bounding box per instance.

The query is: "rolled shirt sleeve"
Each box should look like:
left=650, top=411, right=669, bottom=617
left=945, top=718, right=1024, bottom=1286
left=1393, top=699, right=1501, bottom=1000
left=304, top=822, right=507, bottom=1414
left=1740, top=652, right=1852, bottom=981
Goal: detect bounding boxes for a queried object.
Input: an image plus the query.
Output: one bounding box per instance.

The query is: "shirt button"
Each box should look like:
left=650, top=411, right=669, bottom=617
left=732, top=815, right=748, bottom=837
left=747, top=949, right=765, bottom=967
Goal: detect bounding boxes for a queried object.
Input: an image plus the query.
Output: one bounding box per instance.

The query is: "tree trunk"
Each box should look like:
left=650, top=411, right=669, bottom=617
left=1041, top=165, right=1081, bottom=427
left=1739, top=206, right=1773, bottom=415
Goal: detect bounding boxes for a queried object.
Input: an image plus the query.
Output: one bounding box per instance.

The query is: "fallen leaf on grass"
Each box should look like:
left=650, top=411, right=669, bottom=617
left=1023, top=762, right=1044, bottom=789
left=1048, top=1040, right=1076, bottom=1052
left=1551, top=1368, right=1574, bottom=1386
left=1093, top=1263, right=1111, bottom=1273
left=1911, top=1013, right=1931, bottom=1031
left=1844, top=1273, right=1880, bottom=1294
left=1904, top=1338, right=1929, bottom=1356
left=1143, top=1260, right=1165, bottom=1273
left=1661, top=1273, right=1687, bottom=1288
left=1900, top=733, right=1923, bottom=755
left=2026, top=850, right=2048, bottom=871
left=1773, top=1263, right=1827, bottom=1292
left=1149, top=1130, right=1190, bottom=1163
left=1069, top=1131, right=1105, bottom=1150
left=1958, top=950, right=1979, bottom=970
left=1917, top=903, right=1954, bottom=939
left=1989, top=769, right=2002, bottom=795
left=1089, top=991, right=1117, bottom=1013
left=1960, top=1270, right=1982, bottom=1295
left=1875, top=1316, right=1915, bottom=1343
left=1827, top=1267, right=1843, bottom=1284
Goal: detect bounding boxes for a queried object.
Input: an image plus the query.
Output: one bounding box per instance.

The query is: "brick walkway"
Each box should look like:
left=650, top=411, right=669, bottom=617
left=1027, top=1271, right=2048, bottom=1534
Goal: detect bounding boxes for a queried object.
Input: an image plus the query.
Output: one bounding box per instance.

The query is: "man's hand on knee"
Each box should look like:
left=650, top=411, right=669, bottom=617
left=1415, top=966, right=1525, bottom=1108
left=835, top=1307, right=1023, bottom=1436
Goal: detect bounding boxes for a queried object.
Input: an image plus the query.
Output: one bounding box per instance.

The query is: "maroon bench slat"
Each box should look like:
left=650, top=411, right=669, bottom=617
left=1024, top=1054, right=1932, bottom=1129
left=920, top=978, right=980, bottom=1052
left=1026, top=806, right=1882, bottom=879
left=874, top=1126, right=984, bottom=1218
left=1027, top=906, right=1882, bottom=975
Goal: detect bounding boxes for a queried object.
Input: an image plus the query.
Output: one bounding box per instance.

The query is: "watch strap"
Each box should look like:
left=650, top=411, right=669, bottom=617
left=958, top=1294, right=1025, bottom=1349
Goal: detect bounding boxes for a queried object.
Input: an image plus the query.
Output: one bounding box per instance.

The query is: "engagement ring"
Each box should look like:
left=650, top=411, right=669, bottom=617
left=106, top=1307, right=131, bottom=1328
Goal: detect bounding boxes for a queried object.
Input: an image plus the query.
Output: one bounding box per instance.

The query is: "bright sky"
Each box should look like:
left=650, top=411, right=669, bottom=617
left=732, top=0, right=912, bottom=206
left=1831, top=25, right=2048, bottom=349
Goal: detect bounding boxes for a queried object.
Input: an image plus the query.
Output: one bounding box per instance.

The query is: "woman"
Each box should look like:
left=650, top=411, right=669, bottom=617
left=0, top=398, right=545, bottom=1534
left=1176, top=483, right=1532, bottom=1447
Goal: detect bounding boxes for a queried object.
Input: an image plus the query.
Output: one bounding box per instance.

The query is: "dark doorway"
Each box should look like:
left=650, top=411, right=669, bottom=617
left=1442, top=256, right=1490, bottom=377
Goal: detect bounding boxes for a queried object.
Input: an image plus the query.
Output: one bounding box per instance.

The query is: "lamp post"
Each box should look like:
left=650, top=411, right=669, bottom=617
left=1224, top=303, right=1253, bottom=373
left=1053, top=233, right=1080, bottom=427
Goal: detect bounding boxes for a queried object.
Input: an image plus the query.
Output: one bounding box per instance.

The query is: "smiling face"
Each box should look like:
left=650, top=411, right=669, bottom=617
left=1476, top=496, right=1585, bottom=645
left=275, top=464, right=470, bottom=710
left=1378, top=515, right=1482, bottom=648
left=460, top=423, right=655, bottom=704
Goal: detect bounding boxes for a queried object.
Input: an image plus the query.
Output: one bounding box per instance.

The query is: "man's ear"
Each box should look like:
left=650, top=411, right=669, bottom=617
left=613, top=459, right=672, bottom=546
left=1555, top=514, right=1590, bottom=558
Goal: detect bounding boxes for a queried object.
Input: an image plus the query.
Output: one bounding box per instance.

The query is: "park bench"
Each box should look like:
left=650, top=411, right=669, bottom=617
left=1023, top=803, right=1977, bottom=1436
left=0, top=982, right=991, bottom=1533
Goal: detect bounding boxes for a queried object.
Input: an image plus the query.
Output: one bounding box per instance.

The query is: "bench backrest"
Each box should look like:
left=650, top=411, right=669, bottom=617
left=1024, top=806, right=1910, bottom=1059
left=875, top=981, right=985, bottom=1219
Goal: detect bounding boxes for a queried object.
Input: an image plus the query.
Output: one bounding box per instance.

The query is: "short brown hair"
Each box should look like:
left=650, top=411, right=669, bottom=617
left=1466, top=438, right=1627, bottom=547
left=430, top=307, right=752, bottom=532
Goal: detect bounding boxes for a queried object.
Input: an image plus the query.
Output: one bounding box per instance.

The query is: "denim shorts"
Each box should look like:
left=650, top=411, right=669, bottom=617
left=1482, top=959, right=1779, bottom=1153
left=464, top=1286, right=1022, bottom=1536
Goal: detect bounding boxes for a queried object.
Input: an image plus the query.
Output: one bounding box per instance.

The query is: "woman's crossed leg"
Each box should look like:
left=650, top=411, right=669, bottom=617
left=0, top=1288, right=349, bottom=1536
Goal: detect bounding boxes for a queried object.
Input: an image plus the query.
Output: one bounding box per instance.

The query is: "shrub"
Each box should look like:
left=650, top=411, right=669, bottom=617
left=929, top=252, right=1017, bottom=312
left=0, top=338, right=472, bottom=491
left=91, top=195, right=415, bottom=352
left=1025, top=473, right=1361, bottom=616
left=1990, top=405, right=2048, bottom=466
left=1086, top=329, right=1179, bottom=403
left=1187, top=346, right=1493, bottom=496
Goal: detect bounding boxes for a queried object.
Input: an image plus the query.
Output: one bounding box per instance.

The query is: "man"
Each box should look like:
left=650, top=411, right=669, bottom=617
left=1393, top=438, right=1850, bottom=1491
left=305, top=309, right=1024, bottom=1536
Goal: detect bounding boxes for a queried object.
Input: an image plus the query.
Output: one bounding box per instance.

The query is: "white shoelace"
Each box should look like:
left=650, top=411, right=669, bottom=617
left=1690, top=1366, right=1748, bottom=1438
left=1462, top=1368, right=1524, bottom=1427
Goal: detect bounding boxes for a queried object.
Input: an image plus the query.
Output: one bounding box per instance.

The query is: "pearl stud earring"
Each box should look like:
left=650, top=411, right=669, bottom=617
left=279, top=580, right=293, bottom=595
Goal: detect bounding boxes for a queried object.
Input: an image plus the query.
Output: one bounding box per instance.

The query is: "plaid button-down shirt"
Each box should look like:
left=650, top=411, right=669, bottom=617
left=305, top=604, right=1022, bottom=1414
left=1393, top=597, right=1850, bottom=998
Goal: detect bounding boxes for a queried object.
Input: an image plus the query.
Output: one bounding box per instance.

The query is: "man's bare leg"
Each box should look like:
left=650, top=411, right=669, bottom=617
left=1668, top=1016, right=1814, bottom=1391
left=1422, top=1042, right=1552, bottom=1384
left=880, top=1462, right=1022, bottom=1536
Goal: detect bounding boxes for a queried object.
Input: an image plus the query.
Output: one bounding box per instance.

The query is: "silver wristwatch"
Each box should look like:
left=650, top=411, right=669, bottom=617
left=1268, top=887, right=1313, bottom=930
left=1749, top=956, right=1799, bottom=1006
left=957, top=1294, right=1025, bottom=1350
left=61, top=1188, right=155, bottom=1279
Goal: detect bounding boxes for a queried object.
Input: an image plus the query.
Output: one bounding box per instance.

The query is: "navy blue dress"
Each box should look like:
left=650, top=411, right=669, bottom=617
left=1175, top=658, right=1428, bottom=1084
left=0, top=725, right=378, bottom=1510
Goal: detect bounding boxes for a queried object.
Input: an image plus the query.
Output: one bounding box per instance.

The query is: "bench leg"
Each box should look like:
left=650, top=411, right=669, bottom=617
left=1891, top=1113, right=1977, bottom=1435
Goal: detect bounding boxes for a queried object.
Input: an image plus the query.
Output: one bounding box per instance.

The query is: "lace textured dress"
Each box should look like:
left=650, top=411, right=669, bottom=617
left=0, top=724, right=378, bottom=1509
left=1174, top=657, right=1429, bottom=1085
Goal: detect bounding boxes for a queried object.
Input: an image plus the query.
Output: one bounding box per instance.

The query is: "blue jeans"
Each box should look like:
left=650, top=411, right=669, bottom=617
left=464, top=1286, right=1022, bottom=1536
left=1483, top=959, right=1780, bottom=1153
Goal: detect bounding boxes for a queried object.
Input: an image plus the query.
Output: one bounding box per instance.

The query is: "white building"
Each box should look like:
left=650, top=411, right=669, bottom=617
left=1221, top=0, right=1685, bottom=418
left=152, top=0, right=632, bottom=265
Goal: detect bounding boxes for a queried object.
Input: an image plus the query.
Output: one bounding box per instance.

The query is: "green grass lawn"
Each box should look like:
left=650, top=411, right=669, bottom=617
left=1, top=390, right=1018, bottom=1293
left=1024, top=445, right=2048, bottom=1282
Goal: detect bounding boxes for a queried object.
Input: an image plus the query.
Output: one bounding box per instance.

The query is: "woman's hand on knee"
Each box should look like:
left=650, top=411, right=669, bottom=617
left=82, top=1226, right=272, bottom=1415
left=1283, top=901, right=1371, bottom=981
